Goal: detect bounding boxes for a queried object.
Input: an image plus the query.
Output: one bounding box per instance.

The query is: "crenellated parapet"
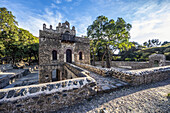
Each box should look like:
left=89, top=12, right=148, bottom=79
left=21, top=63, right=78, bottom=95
left=42, top=21, right=76, bottom=36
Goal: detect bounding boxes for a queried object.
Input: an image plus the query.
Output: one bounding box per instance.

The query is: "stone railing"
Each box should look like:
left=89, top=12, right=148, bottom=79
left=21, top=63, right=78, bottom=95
left=75, top=62, right=170, bottom=86
left=0, top=64, right=96, bottom=112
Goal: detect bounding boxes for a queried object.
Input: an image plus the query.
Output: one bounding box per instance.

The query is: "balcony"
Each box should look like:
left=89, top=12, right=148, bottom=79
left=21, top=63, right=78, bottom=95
left=61, top=34, right=75, bottom=43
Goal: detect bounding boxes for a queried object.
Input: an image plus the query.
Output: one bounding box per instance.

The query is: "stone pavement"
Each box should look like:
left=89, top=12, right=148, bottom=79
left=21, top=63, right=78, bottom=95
left=56, top=78, right=170, bottom=113
left=88, top=71, right=128, bottom=92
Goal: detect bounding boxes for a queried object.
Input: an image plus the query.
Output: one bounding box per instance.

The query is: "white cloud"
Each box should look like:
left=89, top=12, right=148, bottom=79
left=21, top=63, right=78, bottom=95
left=51, top=3, right=60, bottom=9
left=130, top=1, right=170, bottom=44
left=55, top=0, right=61, bottom=4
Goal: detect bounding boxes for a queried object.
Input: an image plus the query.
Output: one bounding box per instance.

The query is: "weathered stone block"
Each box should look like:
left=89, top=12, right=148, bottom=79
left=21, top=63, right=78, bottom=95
left=29, top=87, right=40, bottom=94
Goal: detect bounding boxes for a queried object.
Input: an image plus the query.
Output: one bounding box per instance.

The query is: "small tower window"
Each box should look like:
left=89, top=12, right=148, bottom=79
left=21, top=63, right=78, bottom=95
left=79, top=52, right=82, bottom=60
left=52, top=50, right=57, bottom=60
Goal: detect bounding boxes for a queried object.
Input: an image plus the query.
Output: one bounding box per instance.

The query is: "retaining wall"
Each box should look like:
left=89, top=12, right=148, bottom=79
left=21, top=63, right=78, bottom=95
left=75, top=62, right=170, bottom=86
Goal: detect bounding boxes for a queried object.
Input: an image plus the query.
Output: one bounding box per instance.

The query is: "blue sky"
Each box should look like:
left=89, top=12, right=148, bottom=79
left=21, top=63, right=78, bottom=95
left=1, top=0, right=170, bottom=44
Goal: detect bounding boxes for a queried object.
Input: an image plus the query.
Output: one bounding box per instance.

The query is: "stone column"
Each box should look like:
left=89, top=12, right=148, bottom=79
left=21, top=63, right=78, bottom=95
left=64, top=54, right=66, bottom=62
left=72, top=54, right=74, bottom=62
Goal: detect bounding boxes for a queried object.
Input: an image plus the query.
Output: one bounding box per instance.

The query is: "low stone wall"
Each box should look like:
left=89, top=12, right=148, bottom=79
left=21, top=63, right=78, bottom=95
left=111, top=61, right=149, bottom=69
left=65, top=63, right=90, bottom=77
left=124, top=66, right=170, bottom=85
left=0, top=69, right=30, bottom=89
left=166, top=61, right=170, bottom=65
left=0, top=64, right=97, bottom=112
left=95, top=61, right=170, bottom=69
left=75, top=63, right=170, bottom=86
left=0, top=64, right=13, bottom=72
left=95, top=61, right=149, bottom=69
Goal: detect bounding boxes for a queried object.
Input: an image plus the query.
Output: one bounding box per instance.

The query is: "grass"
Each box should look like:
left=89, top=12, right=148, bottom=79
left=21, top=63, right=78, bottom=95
left=167, top=93, right=170, bottom=98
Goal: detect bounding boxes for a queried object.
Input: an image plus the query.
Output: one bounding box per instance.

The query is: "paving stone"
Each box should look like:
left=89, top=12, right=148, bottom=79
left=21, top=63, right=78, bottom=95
left=101, top=86, right=110, bottom=91
left=115, top=83, right=123, bottom=87
left=57, top=79, right=170, bottom=113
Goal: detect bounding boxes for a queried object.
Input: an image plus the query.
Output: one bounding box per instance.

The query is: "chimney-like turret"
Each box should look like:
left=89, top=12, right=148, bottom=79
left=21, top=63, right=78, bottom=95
left=50, top=25, right=52, bottom=29
left=43, top=23, right=46, bottom=30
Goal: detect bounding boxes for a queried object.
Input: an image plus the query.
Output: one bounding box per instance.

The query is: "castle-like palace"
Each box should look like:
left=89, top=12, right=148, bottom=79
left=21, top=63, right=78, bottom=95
left=39, top=21, right=90, bottom=83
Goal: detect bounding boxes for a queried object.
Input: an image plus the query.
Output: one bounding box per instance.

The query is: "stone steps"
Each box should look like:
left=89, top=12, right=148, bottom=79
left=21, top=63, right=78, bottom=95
left=74, top=65, right=129, bottom=93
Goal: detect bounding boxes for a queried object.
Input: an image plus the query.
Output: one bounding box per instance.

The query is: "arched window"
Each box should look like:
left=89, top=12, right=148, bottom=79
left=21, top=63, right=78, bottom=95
left=79, top=52, right=82, bottom=60
left=52, top=50, right=57, bottom=60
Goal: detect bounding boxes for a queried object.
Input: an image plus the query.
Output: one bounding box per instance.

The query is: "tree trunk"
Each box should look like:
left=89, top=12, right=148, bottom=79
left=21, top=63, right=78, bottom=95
left=92, top=48, right=95, bottom=66
left=102, top=51, right=106, bottom=68
left=106, top=45, right=111, bottom=68
left=29, top=53, right=32, bottom=66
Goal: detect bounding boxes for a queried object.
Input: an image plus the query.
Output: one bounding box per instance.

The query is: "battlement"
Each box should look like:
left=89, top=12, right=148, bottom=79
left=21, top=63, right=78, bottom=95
left=42, top=21, right=76, bottom=36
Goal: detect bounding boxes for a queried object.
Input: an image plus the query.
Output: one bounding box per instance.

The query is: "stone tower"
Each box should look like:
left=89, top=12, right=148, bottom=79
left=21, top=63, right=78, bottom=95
left=39, top=21, right=90, bottom=83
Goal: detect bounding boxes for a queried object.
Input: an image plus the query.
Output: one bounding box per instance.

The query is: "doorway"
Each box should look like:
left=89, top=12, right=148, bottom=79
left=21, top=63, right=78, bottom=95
left=66, top=49, right=72, bottom=63
left=52, top=69, right=60, bottom=81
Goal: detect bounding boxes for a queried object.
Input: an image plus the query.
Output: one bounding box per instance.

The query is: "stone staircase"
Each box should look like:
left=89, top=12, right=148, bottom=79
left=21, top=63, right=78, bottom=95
left=88, top=71, right=129, bottom=93
left=73, top=64, right=129, bottom=93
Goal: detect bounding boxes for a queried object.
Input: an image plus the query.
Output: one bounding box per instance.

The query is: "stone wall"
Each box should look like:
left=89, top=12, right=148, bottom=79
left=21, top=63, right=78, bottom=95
left=0, top=71, right=96, bottom=112
left=0, top=64, right=13, bottom=72
left=75, top=62, right=170, bottom=86
left=166, top=61, right=170, bottom=65
left=95, top=60, right=170, bottom=69
left=39, top=64, right=64, bottom=83
left=0, top=69, right=30, bottom=89
left=95, top=61, right=149, bottom=69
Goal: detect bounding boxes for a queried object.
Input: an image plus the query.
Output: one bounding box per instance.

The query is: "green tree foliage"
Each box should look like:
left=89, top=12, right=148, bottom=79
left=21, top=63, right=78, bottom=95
left=87, top=15, right=132, bottom=68
left=119, top=41, right=170, bottom=61
left=143, top=39, right=161, bottom=48
left=0, top=7, right=39, bottom=64
left=161, top=41, right=170, bottom=46
left=118, top=41, right=145, bottom=61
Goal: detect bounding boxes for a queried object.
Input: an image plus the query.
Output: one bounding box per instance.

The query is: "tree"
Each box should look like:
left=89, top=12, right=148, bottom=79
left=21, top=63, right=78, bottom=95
left=161, top=41, right=170, bottom=46
left=87, top=16, right=132, bottom=68
left=118, top=41, right=144, bottom=61
left=0, top=7, right=39, bottom=64
left=143, top=39, right=161, bottom=48
left=0, top=7, right=19, bottom=63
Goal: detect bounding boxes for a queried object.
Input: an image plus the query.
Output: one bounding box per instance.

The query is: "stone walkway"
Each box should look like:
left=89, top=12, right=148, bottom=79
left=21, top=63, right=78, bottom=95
left=88, top=71, right=128, bottom=92
left=56, top=79, right=170, bottom=113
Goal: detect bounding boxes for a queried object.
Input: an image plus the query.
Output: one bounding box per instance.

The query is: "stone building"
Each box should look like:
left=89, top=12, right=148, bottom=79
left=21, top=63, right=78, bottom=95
left=149, top=54, right=166, bottom=67
left=39, top=21, right=90, bottom=83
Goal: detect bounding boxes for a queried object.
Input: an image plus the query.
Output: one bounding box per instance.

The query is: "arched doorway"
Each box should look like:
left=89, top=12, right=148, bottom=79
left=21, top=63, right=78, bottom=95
left=66, top=49, right=72, bottom=63
left=79, top=52, right=82, bottom=60
left=154, top=60, right=159, bottom=67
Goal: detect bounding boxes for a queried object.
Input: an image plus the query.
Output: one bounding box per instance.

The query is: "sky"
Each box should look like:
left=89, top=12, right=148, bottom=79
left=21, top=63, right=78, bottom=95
left=1, top=0, right=170, bottom=44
